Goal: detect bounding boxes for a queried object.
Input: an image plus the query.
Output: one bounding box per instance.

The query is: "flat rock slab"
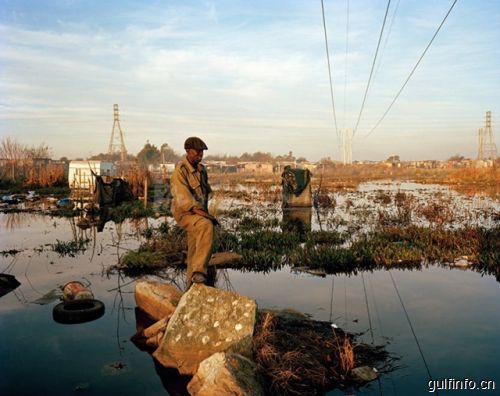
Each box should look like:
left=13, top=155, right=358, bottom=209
left=135, top=280, right=183, bottom=321
left=187, top=352, right=264, bottom=396
left=153, top=284, right=257, bottom=375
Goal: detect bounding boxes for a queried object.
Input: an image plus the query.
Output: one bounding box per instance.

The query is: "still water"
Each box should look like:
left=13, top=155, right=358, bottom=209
left=0, top=206, right=499, bottom=395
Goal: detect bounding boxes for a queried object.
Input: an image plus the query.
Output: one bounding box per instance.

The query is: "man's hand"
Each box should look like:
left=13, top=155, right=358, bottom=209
left=192, top=207, right=220, bottom=226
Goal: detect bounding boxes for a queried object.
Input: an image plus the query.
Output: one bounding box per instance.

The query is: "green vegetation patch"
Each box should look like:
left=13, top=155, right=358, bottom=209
left=236, top=216, right=266, bottom=231
left=305, top=230, right=348, bottom=247
left=120, top=250, right=168, bottom=275
left=51, top=239, right=90, bottom=257
left=476, top=226, right=500, bottom=278
left=240, top=230, right=300, bottom=254
left=110, top=201, right=154, bottom=223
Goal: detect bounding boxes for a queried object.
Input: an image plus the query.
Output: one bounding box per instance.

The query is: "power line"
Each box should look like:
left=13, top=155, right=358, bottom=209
left=389, top=270, right=437, bottom=393
left=361, top=272, right=374, bottom=344
left=343, top=0, right=350, bottom=130
left=373, top=0, right=401, bottom=80
left=328, top=275, right=335, bottom=322
left=365, top=0, right=458, bottom=138
left=352, top=0, right=392, bottom=137
left=320, top=0, right=339, bottom=138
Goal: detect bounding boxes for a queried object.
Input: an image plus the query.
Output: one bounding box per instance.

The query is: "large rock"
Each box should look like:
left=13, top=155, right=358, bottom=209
left=153, top=284, right=257, bottom=375
left=135, top=280, right=182, bottom=321
left=187, top=352, right=264, bottom=396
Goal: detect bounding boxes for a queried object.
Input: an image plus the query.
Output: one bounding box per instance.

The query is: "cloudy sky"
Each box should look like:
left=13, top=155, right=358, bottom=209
left=1, top=0, right=499, bottom=161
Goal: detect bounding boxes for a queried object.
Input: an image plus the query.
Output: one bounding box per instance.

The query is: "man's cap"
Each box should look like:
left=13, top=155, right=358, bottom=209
left=184, top=137, right=208, bottom=150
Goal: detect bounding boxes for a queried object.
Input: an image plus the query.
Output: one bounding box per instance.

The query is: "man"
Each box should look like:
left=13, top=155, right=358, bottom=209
left=170, top=137, right=215, bottom=288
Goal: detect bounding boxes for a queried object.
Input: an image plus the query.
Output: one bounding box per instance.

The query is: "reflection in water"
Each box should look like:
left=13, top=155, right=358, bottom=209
left=132, top=306, right=190, bottom=395
left=153, top=359, right=191, bottom=396
left=0, top=212, right=50, bottom=230
left=282, top=207, right=312, bottom=241
left=0, top=273, right=20, bottom=298
left=1, top=183, right=499, bottom=395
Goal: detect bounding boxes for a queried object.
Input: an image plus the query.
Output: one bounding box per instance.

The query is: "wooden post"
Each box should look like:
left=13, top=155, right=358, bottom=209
left=144, top=176, right=148, bottom=208
left=79, top=170, right=83, bottom=209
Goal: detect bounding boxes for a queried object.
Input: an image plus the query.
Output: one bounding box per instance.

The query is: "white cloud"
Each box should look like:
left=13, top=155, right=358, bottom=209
left=0, top=1, right=499, bottom=160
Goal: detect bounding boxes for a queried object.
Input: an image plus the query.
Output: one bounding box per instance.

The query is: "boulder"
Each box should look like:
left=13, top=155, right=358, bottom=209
left=451, top=256, right=472, bottom=268
left=153, top=284, right=257, bottom=375
left=135, top=317, right=169, bottom=349
left=135, top=281, right=182, bottom=321
left=187, top=352, right=264, bottom=396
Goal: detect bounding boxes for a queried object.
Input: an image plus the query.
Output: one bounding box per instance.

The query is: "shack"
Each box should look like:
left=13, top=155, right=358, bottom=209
left=68, top=161, right=116, bottom=191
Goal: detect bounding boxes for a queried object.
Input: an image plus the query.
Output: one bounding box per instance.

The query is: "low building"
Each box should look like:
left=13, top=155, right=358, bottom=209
left=148, top=163, right=176, bottom=174
left=238, top=162, right=273, bottom=173
left=297, top=161, right=317, bottom=171
left=68, top=160, right=116, bottom=190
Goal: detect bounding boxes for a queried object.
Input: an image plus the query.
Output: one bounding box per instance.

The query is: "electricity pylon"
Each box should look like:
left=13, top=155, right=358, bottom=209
left=108, top=104, right=128, bottom=162
left=477, top=111, right=497, bottom=160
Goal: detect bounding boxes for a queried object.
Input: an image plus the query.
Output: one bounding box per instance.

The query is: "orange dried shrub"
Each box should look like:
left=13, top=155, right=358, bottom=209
left=124, top=166, right=151, bottom=198
left=24, top=164, right=66, bottom=187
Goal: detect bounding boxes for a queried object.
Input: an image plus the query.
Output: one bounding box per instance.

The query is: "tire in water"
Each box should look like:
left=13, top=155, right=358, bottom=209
left=53, top=299, right=105, bottom=324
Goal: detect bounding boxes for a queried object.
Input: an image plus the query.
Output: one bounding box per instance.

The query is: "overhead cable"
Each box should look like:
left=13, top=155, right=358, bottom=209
left=343, top=0, right=350, bottom=129
left=389, top=271, right=436, bottom=391
left=352, top=0, right=392, bottom=137
left=374, top=0, right=401, bottom=80
left=328, top=275, right=335, bottom=322
left=361, top=272, right=374, bottom=344
left=321, top=0, right=339, bottom=138
left=365, top=0, right=458, bottom=138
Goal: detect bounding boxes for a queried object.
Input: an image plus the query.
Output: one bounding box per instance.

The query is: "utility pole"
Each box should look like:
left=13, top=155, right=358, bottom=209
left=108, top=104, right=128, bottom=163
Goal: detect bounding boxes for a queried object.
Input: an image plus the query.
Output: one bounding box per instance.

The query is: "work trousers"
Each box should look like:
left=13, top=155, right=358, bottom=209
left=177, top=214, right=214, bottom=288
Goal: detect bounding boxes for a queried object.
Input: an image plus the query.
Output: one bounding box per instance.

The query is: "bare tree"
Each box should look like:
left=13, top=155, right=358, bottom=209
left=25, top=143, right=51, bottom=159
left=0, top=137, right=25, bottom=180
left=160, top=143, right=181, bottom=163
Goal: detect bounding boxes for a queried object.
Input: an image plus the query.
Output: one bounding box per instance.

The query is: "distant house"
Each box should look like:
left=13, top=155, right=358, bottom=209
left=298, top=162, right=317, bottom=171
left=474, top=159, right=494, bottom=168
left=238, top=162, right=273, bottom=173
left=205, top=160, right=227, bottom=173
left=274, top=161, right=296, bottom=173
left=68, top=160, right=116, bottom=190
left=148, top=163, right=176, bottom=174
left=221, top=165, right=238, bottom=173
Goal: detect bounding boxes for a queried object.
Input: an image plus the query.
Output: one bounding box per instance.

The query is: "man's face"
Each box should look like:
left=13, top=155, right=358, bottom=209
left=186, top=148, right=204, bottom=166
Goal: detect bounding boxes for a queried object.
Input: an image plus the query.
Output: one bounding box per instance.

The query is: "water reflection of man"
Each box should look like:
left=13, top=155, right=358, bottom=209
left=170, top=137, right=215, bottom=289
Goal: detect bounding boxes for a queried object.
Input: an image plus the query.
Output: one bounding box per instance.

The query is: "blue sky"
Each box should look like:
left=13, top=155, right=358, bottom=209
left=1, top=0, right=499, bottom=161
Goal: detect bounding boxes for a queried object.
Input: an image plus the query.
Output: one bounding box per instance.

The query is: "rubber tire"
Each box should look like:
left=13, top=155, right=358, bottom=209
left=53, top=299, right=105, bottom=324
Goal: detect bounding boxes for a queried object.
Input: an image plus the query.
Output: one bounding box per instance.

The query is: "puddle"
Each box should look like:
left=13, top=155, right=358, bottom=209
left=0, top=181, right=499, bottom=395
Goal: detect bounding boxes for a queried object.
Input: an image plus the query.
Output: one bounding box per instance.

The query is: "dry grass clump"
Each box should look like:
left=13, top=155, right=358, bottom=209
left=339, top=336, right=355, bottom=374
left=124, top=166, right=150, bottom=198
left=253, top=311, right=379, bottom=395
left=24, top=164, right=66, bottom=187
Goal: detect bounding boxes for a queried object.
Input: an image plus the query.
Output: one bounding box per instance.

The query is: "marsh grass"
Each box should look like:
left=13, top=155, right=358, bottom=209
left=51, top=238, right=90, bottom=257
left=114, top=177, right=500, bottom=278
left=110, top=201, right=154, bottom=223
left=120, top=250, right=167, bottom=274
left=476, top=226, right=500, bottom=278
left=253, top=311, right=387, bottom=395
left=240, top=230, right=300, bottom=253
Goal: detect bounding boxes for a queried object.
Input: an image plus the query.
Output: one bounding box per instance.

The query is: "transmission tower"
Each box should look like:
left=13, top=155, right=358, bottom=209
left=341, top=129, right=353, bottom=165
left=108, top=104, right=128, bottom=162
left=477, top=111, right=497, bottom=160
